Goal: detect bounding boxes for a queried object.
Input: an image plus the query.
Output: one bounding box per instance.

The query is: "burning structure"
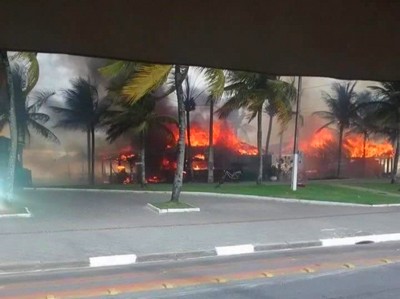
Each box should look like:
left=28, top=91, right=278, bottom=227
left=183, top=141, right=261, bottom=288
left=158, top=120, right=260, bottom=182
left=299, top=129, right=394, bottom=178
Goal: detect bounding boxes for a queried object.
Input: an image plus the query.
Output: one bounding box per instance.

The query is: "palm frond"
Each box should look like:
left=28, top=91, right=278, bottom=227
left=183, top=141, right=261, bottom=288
left=204, top=68, right=225, bottom=100
left=29, top=112, right=50, bottom=123
left=316, top=120, right=335, bottom=133
left=99, top=60, right=138, bottom=77
left=28, top=119, right=60, bottom=143
left=217, top=94, right=249, bottom=119
left=122, top=64, right=172, bottom=103
left=29, top=89, right=55, bottom=111
left=11, top=52, right=39, bottom=94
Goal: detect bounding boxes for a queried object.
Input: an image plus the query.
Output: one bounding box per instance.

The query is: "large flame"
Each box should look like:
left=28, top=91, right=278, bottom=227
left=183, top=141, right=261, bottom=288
left=301, top=129, right=393, bottom=158
left=300, top=129, right=335, bottom=156
left=344, top=135, right=393, bottom=158
left=170, top=121, right=258, bottom=155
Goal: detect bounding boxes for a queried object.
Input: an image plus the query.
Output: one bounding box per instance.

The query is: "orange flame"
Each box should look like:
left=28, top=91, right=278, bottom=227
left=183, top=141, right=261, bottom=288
left=162, top=157, right=177, bottom=170
left=301, top=129, right=393, bottom=158
left=193, top=154, right=205, bottom=160
left=192, top=161, right=208, bottom=170
left=170, top=121, right=258, bottom=155
left=344, top=135, right=393, bottom=158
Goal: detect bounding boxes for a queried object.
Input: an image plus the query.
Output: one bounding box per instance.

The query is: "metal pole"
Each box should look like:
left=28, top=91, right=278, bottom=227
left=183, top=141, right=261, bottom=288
left=291, top=76, right=302, bottom=191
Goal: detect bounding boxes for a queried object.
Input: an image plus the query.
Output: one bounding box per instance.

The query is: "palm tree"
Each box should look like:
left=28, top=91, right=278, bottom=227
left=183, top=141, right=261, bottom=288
left=218, top=72, right=295, bottom=185
left=350, top=91, right=376, bottom=160
left=182, top=72, right=206, bottom=180
left=202, top=68, right=226, bottom=183
left=51, top=77, right=107, bottom=185
left=313, top=81, right=357, bottom=177
left=368, top=82, right=400, bottom=183
left=264, top=78, right=296, bottom=157
left=0, top=52, right=48, bottom=202
left=0, top=51, right=17, bottom=203
left=0, top=65, right=59, bottom=165
left=100, top=62, right=188, bottom=202
left=103, top=96, right=176, bottom=187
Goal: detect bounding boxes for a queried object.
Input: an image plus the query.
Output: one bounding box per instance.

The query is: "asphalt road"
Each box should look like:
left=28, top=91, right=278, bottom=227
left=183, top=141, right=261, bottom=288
left=1, top=242, right=400, bottom=298
left=3, top=189, right=400, bottom=264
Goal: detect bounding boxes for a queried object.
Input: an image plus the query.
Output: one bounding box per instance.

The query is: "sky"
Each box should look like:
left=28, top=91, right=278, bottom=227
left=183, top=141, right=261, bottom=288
left=0, top=53, right=379, bottom=184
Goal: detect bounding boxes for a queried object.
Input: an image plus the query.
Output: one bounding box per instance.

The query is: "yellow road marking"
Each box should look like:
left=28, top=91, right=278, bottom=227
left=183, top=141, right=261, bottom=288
left=261, top=272, right=274, bottom=278
left=381, top=259, right=392, bottom=264
left=302, top=268, right=315, bottom=273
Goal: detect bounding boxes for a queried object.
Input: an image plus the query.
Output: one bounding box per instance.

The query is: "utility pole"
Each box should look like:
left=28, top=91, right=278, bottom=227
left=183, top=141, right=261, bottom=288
left=291, top=76, right=302, bottom=191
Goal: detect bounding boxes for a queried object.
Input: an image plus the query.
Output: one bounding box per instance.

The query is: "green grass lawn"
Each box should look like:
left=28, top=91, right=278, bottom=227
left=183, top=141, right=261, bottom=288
left=344, top=182, right=400, bottom=194
left=40, top=181, right=400, bottom=205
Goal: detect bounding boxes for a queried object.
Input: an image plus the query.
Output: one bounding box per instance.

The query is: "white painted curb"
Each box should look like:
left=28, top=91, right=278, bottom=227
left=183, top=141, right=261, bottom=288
left=216, top=244, right=255, bottom=256
left=147, top=203, right=200, bottom=214
left=89, top=254, right=137, bottom=267
left=0, top=207, right=31, bottom=218
left=321, top=233, right=400, bottom=247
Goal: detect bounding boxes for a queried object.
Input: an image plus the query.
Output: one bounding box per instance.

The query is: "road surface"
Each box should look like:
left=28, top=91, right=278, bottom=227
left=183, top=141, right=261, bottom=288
left=1, top=242, right=400, bottom=298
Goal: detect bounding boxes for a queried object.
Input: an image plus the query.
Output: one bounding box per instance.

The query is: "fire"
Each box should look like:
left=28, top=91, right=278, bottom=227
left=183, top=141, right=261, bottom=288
left=344, top=135, right=393, bottom=158
left=300, top=129, right=335, bottom=157
left=170, top=121, right=258, bottom=155
left=148, top=176, right=162, bottom=183
left=162, top=157, right=177, bottom=170
left=301, top=129, right=393, bottom=158
left=193, top=154, right=205, bottom=160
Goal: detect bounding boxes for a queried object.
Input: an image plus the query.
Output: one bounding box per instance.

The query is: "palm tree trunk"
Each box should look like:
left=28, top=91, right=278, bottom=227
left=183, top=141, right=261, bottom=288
left=207, top=99, right=214, bottom=183
left=265, top=115, right=274, bottom=155
left=363, top=132, right=367, bottom=159
left=186, top=110, right=193, bottom=180
left=256, top=109, right=263, bottom=185
left=391, top=135, right=400, bottom=184
left=90, top=126, right=95, bottom=185
left=337, top=125, right=344, bottom=177
left=278, top=132, right=283, bottom=181
left=363, top=132, right=367, bottom=177
left=140, top=131, right=146, bottom=187
left=171, top=65, right=187, bottom=202
left=1, top=51, right=18, bottom=203
left=86, top=127, right=91, bottom=185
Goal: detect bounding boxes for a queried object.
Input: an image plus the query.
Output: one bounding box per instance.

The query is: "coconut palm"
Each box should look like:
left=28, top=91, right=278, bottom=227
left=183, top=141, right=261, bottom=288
left=0, top=64, right=59, bottom=165
left=313, top=81, right=357, bottom=177
left=264, top=78, right=296, bottom=157
left=218, top=72, right=295, bottom=185
left=103, top=96, right=176, bottom=187
left=202, top=68, right=226, bottom=183
left=0, top=52, right=49, bottom=202
left=182, top=72, right=206, bottom=180
left=50, top=77, right=107, bottom=185
left=367, top=82, right=400, bottom=183
left=100, top=62, right=188, bottom=202
left=0, top=51, right=17, bottom=202
left=349, top=91, right=377, bottom=160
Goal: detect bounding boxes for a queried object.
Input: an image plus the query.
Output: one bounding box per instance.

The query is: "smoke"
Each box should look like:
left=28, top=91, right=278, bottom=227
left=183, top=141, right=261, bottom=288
left=21, top=53, right=120, bottom=185
left=12, top=53, right=381, bottom=184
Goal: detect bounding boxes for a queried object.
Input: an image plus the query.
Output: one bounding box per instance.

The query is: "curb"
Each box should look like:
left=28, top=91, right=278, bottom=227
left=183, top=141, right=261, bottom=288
left=24, top=187, right=400, bottom=207
left=147, top=203, right=200, bottom=214
left=0, top=207, right=31, bottom=218
left=3, top=233, right=400, bottom=274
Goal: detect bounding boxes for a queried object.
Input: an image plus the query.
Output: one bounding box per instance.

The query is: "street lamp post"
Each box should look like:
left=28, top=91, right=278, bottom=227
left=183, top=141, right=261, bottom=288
left=291, top=76, right=302, bottom=191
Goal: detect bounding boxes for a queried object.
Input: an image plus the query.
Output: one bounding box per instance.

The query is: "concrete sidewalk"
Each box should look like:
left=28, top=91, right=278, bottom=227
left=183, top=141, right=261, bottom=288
left=1, top=189, right=400, bottom=271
